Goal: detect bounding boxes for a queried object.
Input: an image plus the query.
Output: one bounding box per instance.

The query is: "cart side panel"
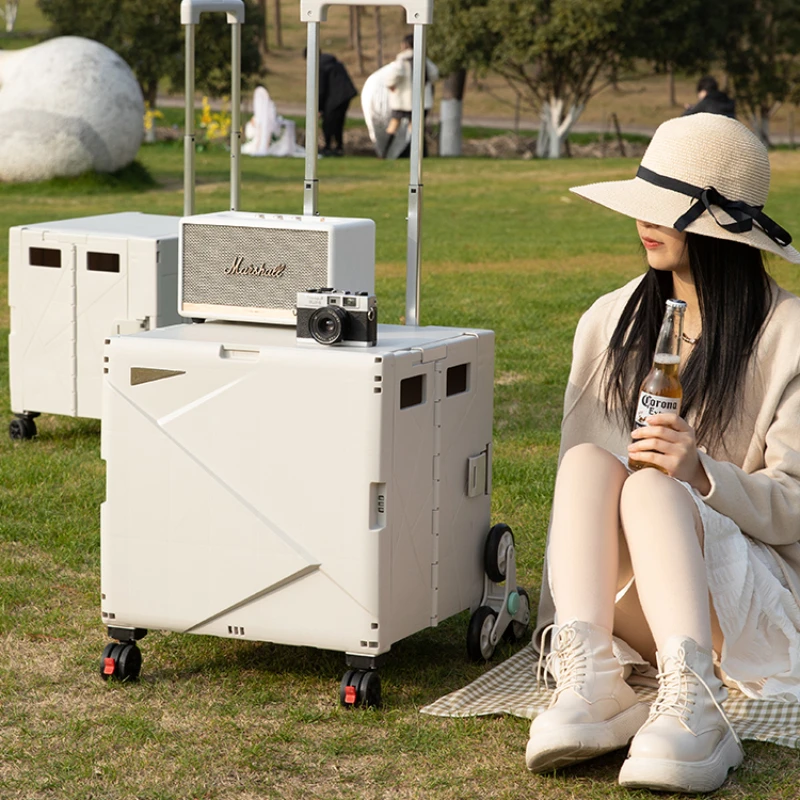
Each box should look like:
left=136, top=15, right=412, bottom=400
left=9, top=228, right=77, bottom=416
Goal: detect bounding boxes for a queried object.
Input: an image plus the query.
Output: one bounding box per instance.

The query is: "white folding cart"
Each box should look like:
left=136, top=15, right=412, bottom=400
left=98, top=0, right=529, bottom=707
left=7, top=212, right=181, bottom=439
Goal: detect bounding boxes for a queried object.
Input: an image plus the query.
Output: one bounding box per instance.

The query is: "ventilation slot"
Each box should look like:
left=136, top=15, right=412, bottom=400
left=88, top=251, right=120, bottom=273
left=227, top=626, right=246, bottom=636
left=447, top=363, right=470, bottom=396
left=29, top=247, right=61, bottom=268
left=400, top=374, right=425, bottom=409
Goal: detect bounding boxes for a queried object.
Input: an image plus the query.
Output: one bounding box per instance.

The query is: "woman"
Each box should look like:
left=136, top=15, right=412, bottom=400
left=527, top=113, right=800, bottom=793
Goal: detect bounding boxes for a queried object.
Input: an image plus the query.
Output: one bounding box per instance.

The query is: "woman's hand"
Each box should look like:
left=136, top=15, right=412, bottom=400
left=628, top=413, right=711, bottom=494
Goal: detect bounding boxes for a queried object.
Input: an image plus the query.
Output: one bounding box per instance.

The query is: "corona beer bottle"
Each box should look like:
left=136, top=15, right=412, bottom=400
left=628, top=298, right=686, bottom=472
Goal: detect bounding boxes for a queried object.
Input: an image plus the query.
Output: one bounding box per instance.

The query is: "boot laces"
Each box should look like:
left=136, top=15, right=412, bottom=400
left=650, top=645, right=742, bottom=751
left=535, top=623, right=587, bottom=697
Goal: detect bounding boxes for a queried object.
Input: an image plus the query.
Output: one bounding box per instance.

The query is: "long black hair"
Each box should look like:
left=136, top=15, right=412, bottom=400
left=603, top=233, right=772, bottom=454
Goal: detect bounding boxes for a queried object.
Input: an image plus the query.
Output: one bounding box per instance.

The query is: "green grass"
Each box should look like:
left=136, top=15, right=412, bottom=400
left=3, top=147, right=800, bottom=799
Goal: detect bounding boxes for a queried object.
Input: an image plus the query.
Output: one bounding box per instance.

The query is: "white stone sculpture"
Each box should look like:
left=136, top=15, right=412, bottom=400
left=0, top=36, right=144, bottom=183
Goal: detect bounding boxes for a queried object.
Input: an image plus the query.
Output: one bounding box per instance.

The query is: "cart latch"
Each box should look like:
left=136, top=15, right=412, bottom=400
left=113, top=317, right=149, bottom=335
left=467, top=449, right=488, bottom=497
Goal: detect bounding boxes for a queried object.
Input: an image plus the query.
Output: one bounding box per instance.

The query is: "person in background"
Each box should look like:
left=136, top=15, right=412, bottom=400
left=382, top=33, right=439, bottom=158
left=682, top=75, right=736, bottom=119
left=305, top=49, right=357, bottom=156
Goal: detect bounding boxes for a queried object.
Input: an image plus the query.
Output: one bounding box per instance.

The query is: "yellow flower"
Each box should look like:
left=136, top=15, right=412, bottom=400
left=143, top=101, right=164, bottom=133
left=200, top=96, right=213, bottom=127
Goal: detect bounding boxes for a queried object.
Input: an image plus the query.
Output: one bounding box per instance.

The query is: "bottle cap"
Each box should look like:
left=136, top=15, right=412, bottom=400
left=666, top=298, right=687, bottom=310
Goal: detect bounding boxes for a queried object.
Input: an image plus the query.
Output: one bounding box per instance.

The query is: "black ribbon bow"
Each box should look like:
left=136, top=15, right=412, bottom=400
left=636, top=165, right=792, bottom=248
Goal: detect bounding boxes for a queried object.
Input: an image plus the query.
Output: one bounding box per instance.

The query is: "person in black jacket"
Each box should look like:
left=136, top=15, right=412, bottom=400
left=682, top=75, right=736, bottom=119
left=309, top=50, right=357, bottom=156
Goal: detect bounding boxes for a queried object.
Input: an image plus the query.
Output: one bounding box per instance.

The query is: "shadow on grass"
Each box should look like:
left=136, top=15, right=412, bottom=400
left=0, top=160, right=158, bottom=196
left=133, top=610, right=534, bottom=711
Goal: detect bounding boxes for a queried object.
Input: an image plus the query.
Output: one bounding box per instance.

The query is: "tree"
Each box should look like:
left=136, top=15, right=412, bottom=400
left=632, top=0, right=728, bottom=107
left=37, top=0, right=264, bottom=109
left=427, top=0, right=495, bottom=156
left=481, top=0, right=646, bottom=159
left=722, top=0, right=800, bottom=146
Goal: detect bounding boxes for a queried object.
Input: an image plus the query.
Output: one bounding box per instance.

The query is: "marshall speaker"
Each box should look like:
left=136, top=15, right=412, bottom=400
left=179, top=211, right=376, bottom=324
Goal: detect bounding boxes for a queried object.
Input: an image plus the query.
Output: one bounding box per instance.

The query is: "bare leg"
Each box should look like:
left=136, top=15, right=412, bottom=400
left=617, top=470, right=742, bottom=793
left=528, top=443, right=649, bottom=773
left=619, top=468, right=712, bottom=651
left=548, top=443, right=628, bottom=632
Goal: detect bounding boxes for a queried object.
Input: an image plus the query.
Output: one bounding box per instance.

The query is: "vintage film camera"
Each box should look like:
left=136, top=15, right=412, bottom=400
left=296, top=288, right=378, bottom=346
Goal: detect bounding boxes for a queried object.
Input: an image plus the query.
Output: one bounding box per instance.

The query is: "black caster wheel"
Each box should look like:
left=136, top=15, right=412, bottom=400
left=9, top=415, right=37, bottom=440
left=100, top=642, right=142, bottom=682
left=340, top=668, right=381, bottom=708
left=190, top=317, right=206, bottom=324
left=484, top=523, right=514, bottom=583
left=467, top=605, right=498, bottom=662
left=503, top=588, right=531, bottom=643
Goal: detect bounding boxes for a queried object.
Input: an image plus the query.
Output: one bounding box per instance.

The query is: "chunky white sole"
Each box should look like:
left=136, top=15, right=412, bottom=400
left=525, top=702, right=650, bottom=773
left=618, top=729, right=743, bottom=793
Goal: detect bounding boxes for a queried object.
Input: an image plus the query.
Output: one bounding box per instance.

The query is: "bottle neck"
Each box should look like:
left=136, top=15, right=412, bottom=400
left=655, top=305, right=685, bottom=359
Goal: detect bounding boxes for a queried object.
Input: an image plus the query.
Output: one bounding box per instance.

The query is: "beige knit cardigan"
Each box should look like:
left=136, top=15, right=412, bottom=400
left=535, top=274, right=800, bottom=643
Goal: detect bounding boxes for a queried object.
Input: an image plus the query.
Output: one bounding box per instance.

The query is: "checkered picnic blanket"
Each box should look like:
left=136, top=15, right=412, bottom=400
left=420, top=643, right=800, bottom=750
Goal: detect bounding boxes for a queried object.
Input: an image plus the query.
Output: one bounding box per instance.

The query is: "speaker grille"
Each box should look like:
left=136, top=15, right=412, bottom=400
left=182, top=223, right=329, bottom=310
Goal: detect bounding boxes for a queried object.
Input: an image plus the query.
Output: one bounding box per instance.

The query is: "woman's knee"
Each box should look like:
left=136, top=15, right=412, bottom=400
left=559, top=442, right=625, bottom=476
left=619, top=468, right=704, bottom=545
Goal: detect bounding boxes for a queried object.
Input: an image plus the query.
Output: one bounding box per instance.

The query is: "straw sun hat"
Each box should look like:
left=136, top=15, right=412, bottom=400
left=571, top=112, right=800, bottom=264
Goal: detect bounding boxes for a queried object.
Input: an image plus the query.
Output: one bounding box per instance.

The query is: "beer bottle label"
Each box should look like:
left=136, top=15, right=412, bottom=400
left=634, top=391, right=681, bottom=428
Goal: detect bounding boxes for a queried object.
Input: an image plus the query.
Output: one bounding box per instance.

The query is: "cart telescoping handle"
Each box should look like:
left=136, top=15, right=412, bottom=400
left=181, top=0, right=245, bottom=217
left=301, top=0, right=433, bottom=326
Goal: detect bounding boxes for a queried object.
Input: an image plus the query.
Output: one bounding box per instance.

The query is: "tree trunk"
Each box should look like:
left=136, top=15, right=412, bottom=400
left=143, top=79, right=159, bottom=143
left=667, top=66, right=677, bottom=107
left=439, top=69, right=466, bottom=157
left=375, top=7, right=384, bottom=68
left=273, top=0, right=283, bottom=49
left=2, top=1, right=19, bottom=33
left=353, top=7, right=365, bottom=76
left=539, top=97, right=584, bottom=159
left=257, top=0, right=269, bottom=59
left=145, top=79, right=158, bottom=110
left=753, top=107, right=771, bottom=148
left=535, top=108, right=550, bottom=158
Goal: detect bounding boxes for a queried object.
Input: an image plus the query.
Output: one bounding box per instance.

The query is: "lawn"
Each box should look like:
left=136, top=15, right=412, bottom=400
left=2, top=145, right=800, bottom=799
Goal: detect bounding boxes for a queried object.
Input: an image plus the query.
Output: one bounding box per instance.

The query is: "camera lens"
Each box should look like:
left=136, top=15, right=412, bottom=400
left=309, top=305, right=349, bottom=345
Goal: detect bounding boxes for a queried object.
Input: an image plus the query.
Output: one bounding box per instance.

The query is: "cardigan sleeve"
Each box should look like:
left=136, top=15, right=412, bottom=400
left=558, top=279, right=642, bottom=460
left=698, top=369, right=800, bottom=546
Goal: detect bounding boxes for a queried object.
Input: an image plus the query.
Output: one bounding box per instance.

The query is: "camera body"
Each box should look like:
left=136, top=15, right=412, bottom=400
left=296, top=288, right=378, bottom=347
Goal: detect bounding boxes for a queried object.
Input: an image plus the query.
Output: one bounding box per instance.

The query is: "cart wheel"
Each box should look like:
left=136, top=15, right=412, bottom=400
left=116, top=642, right=142, bottom=681
left=484, top=523, right=514, bottom=583
left=503, top=588, right=531, bottom=643
left=467, top=606, right=498, bottom=662
left=9, top=416, right=37, bottom=441
left=340, top=669, right=382, bottom=709
left=190, top=318, right=206, bottom=324
left=100, top=642, right=142, bottom=682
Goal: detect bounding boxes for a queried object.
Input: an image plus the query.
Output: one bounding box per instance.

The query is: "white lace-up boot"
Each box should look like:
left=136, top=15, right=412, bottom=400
left=618, top=635, right=744, bottom=793
left=525, top=620, right=649, bottom=773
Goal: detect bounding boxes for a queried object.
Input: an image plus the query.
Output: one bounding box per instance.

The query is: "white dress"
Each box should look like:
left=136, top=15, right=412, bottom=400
left=696, top=486, right=800, bottom=701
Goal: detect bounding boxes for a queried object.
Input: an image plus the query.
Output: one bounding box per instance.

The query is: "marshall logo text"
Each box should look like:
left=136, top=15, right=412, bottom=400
left=224, top=256, right=287, bottom=278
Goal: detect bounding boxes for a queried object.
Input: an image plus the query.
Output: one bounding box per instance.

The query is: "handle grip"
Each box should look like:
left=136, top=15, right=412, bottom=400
left=300, top=0, right=432, bottom=25
left=181, top=0, right=245, bottom=24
